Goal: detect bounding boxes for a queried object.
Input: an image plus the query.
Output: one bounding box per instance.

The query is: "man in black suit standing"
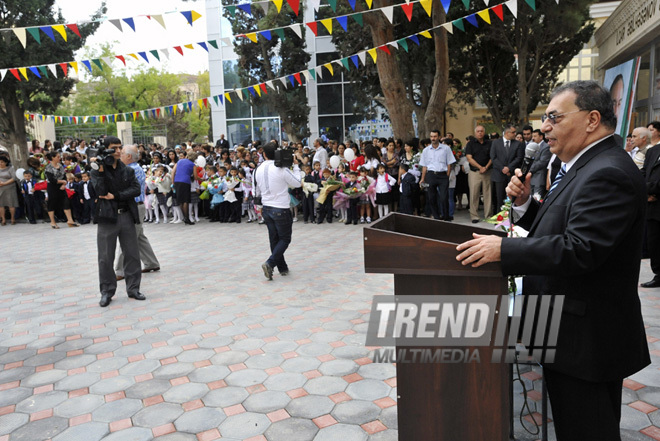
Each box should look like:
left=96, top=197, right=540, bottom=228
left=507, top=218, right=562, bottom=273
left=456, top=81, right=650, bottom=441
left=641, top=139, right=660, bottom=287
left=490, top=123, right=523, bottom=212
left=215, top=134, right=229, bottom=150
left=529, top=129, right=552, bottom=199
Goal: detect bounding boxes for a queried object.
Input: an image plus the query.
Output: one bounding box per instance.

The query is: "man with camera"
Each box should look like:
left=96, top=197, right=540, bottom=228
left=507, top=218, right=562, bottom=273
left=253, top=142, right=302, bottom=280
left=90, top=137, right=145, bottom=307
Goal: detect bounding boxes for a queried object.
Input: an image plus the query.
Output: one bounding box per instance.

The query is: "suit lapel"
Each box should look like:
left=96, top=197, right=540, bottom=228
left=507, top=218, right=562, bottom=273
left=649, top=146, right=660, bottom=171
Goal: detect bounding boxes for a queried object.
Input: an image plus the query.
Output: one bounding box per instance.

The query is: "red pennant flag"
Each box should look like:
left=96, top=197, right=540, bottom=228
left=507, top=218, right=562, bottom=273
left=174, top=46, right=184, bottom=56
left=9, top=69, right=20, bottom=81
left=294, top=72, right=302, bottom=85
left=156, top=108, right=161, bottom=117
left=66, top=24, right=81, bottom=38
left=492, top=4, right=504, bottom=21
left=73, top=117, right=78, bottom=124
left=59, top=63, right=68, bottom=75
left=378, top=45, right=391, bottom=55
left=401, top=3, right=414, bottom=21
left=116, top=55, right=126, bottom=66
left=260, top=83, right=267, bottom=94
left=203, top=98, right=208, bottom=107
left=287, top=0, right=300, bottom=15
left=306, top=22, right=318, bottom=36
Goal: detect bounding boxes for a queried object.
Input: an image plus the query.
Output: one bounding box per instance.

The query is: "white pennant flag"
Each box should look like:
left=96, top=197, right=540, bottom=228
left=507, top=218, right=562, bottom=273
left=109, top=19, right=123, bottom=32
left=178, top=104, right=184, bottom=112
left=152, top=14, right=167, bottom=29
left=389, top=41, right=399, bottom=50
left=101, top=57, right=114, bottom=67
left=302, top=70, right=311, bottom=81
left=83, top=116, right=89, bottom=123
left=357, top=51, right=367, bottom=65
left=279, top=77, right=288, bottom=88
left=442, top=22, right=453, bottom=34
left=315, top=66, right=324, bottom=79
left=505, top=0, right=517, bottom=18
left=310, top=0, right=321, bottom=12
left=382, top=6, right=394, bottom=24
left=259, top=1, right=270, bottom=14
left=266, top=80, right=276, bottom=90
left=221, top=37, right=232, bottom=47
left=161, top=48, right=170, bottom=59
left=0, top=69, right=6, bottom=81
left=13, top=28, right=27, bottom=49
left=290, top=24, right=303, bottom=39
left=483, top=0, right=490, bottom=5
left=48, top=64, right=58, bottom=77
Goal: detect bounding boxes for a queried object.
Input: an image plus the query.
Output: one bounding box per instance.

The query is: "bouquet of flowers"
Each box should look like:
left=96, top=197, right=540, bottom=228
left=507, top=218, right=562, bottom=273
left=316, top=177, right=343, bottom=204
left=486, top=198, right=526, bottom=294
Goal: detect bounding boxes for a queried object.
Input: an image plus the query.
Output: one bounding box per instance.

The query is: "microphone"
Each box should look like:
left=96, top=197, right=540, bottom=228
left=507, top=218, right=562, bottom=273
left=511, top=142, right=540, bottom=206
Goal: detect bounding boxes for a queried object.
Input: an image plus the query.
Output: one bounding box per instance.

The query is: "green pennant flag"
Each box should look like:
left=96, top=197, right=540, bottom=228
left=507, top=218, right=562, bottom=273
left=327, top=0, right=338, bottom=12
left=340, top=58, right=350, bottom=70
left=124, top=113, right=130, bottom=121
left=452, top=18, right=465, bottom=32
left=398, top=38, right=409, bottom=52
left=524, top=0, right=536, bottom=10
left=208, top=40, right=219, bottom=49
left=243, top=89, right=250, bottom=100
left=26, top=27, right=41, bottom=44
left=149, top=50, right=160, bottom=61
left=461, top=0, right=469, bottom=8
left=308, top=69, right=316, bottom=80
left=37, top=65, right=48, bottom=78
left=274, top=28, right=286, bottom=41
left=226, top=5, right=236, bottom=16
left=92, top=59, right=103, bottom=70
left=351, top=13, right=363, bottom=27
left=213, top=96, right=219, bottom=106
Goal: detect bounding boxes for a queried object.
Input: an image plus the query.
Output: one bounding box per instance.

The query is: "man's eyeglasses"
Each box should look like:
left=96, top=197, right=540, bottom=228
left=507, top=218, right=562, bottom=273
left=541, top=110, right=583, bottom=125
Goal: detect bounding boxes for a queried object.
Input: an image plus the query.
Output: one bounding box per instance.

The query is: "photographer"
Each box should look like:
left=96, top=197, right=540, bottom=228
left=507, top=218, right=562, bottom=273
left=253, top=142, right=302, bottom=280
left=90, top=137, right=145, bottom=307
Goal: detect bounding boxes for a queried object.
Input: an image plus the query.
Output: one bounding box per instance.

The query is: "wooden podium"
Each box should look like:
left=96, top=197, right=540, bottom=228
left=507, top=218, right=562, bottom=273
left=363, top=213, right=511, bottom=441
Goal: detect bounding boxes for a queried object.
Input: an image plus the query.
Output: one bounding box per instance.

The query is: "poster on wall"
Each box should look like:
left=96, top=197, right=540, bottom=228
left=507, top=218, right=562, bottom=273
left=603, top=57, right=641, bottom=138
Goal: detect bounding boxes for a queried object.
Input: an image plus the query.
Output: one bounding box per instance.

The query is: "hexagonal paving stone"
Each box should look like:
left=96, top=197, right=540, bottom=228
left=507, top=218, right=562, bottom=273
left=145, top=346, right=183, bottom=360
left=7, top=416, right=69, bottom=441
left=331, top=346, right=371, bottom=360
left=245, top=353, right=285, bottom=369
left=0, top=387, right=33, bottom=407
left=99, top=427, right=153, bottom=441
left=219, top=412, right=271, bottom=439
left=197, top=335, right=234, bottom=349
left=314, top=423, right=368, bottom=441
left=54, top=393, right=105, bottom=417
left=52, top=421, right=109, bottom=441
left=346, top=379, right=391, bottom=401
left=20, top=369, right=68, bottom=387
left=202, top=386, right=249, bottom=407
left=163, top=382, right=210, bottom=403
left=93, top=398, right=144, bottom=422
left=286, top=395, right=335, bottom=419
left=319, top=359, right=359, bottom=377
left=332, top=400, right=381, bottom=425
left=114, top=342, right=154, bottom=358
left=174, top=407, right=227, bottom=433
left=226, top=368, right=268, bottom=388
left=262, top=341, right=298, bottom=354
left=231, top=338, right=265, bottom=352
left=357, top=363, right=396, bottom=380
left=152, top=362, right=196, bottom=380
left=125, top=379, right=173, bottom=399
left=54, top=338, right=94, bottom=352
left=0, top=412, right=29, bottom=436
left=89, top=375, right=136, bottom=395
left=133, top=402, right=184, bottom=427
left=16, top=390, right=68, bottom=413
left=265, top=417, right=319, bottom=441
left=304, top=376, right=349, bottom=396
left=151, top=433, right=198, bottom=441
left=0, top=366, right=34, bottom=384
left=188, top=365, right=231, bottom=383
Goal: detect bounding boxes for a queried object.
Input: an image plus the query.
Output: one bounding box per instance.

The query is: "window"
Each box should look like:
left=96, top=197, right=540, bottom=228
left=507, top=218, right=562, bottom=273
left=316, top=52, right=341, bottom=84
left=227, top=120, right=252, bottom=146
left=637, top=51, right=651, bottom=101
left=317, top=84, right=343, bottom=114
left=253, top=119, right=281, bottom=143
left=319, top=116, right=344, bottom=142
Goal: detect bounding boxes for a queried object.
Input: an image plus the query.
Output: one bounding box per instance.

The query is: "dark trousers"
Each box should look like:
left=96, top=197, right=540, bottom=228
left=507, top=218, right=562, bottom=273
left=302, top=194, right=315, bottom=222
left=71, top=197, right=83, bottom=222
left=544, top=369, right=623, bottom=441
left=493, top=179, right=509, bottom=213
left=347, top=199, right=359, bottom=223
left=24, top=194, right=40, bottom=223
left=219, top=201, right=230, bottom=222
left=82, top=198, right=95, bottom=224
left=426, top=172, right=449, bottom=220
left=230, top=191, right=243, bottom=222
left=647, top=218, right=660, bottom=276
left=262, top=206, right=293, bottom=273
left=399, top=194, right=413, bottom=215
left=97, top=212, right=141, bottom=298
left=317, top=191, right=334, bottom=223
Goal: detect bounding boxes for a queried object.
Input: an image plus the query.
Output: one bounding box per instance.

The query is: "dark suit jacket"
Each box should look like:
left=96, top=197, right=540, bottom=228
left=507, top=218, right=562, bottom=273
left=77, top=181, right=97, bottom=201
left=529, top=141, right=552, bottom=188
left=400, top=172, right=416, bottom=197
left=641, top=144, right=660, bottom=220
left=501, top=135, right=650, bottom=382
left=490, top=138, right=524, bottom=183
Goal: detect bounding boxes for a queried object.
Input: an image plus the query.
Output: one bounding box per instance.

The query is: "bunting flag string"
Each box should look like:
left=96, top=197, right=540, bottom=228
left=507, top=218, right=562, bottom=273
left=1, top=9, right=202, bottom=49
left=22, top=1, right=516, bottom=119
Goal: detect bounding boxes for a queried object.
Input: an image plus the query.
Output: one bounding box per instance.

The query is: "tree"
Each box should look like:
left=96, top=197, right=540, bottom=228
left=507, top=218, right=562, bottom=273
left=224, top=4, right=311, bottom=142
left=0, top=0, right=105, bottom=167
left=448, top=0, right=595, bottom=127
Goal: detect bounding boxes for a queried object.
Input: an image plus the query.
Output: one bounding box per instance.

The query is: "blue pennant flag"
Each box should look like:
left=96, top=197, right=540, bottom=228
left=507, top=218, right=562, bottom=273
left=350, top=55, right=359, bottom=68
left=218, top=94, right=224, bottom=105
left=408, top=35, right=420, bottom=46
left=138, top=52, right=149, bottom=63
left=82, top=60, right=93, bottom=72
left=465, top=14, right=479, bottom=27
left=337, top=16, right=348, bottom=31
left=260, top=30, right=272, bottom=41
left=123, top=17, right=136, bottom=32
left=29, top=67, right=41, bottom=78
left=40, top=26, right=55, bottom=42
left=441, top=0, right=451, bottom=13
left=289, top=75, right=295, bottom=87
left=248, top=87, right=256, bottom=97
left=197, top=42, right=209, bottom=52
left=237, top=3, right=252, bottom=14
left=347, top=0, right=356, bottom=10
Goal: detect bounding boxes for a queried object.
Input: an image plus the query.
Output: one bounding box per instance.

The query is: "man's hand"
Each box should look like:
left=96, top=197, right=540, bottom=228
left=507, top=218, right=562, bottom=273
left=456, top=233, right=502, bottom=267
left=100, top=192, right=115, bottom=200
left=649, top=195, right=657, bottom=202
left=479, top=166, right=486, bottom=174
left=506, top=169, right=532, bottom=206
left=502, top=166, right=510, bottom=176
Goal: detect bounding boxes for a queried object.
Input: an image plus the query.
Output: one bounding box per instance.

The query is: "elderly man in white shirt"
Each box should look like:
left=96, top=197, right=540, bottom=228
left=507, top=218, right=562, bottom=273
left=312, top=138, right=328, bottom=170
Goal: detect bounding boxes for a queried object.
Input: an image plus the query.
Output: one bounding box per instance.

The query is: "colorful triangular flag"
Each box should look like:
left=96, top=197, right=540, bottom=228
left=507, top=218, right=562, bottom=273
left=40, top=26, right=55, bottom=42
left=152, top=15, right=166, bottom=29
left=122, top=17, right=136, bottom=32
left=452, top=18, right=465, bottom=32
left=306, top=22, right=318, bottom=37
left=382, top=6, right=394, bottom=24
left=28, top=67, right=41, bottom=78
left=398, top=38, right=409, bottom=52
left=492, top=4, right=504, bottom=21
left=440, top=0, right=451, bottom=13
left=352, top=13, right=363, bottom=27
left=12, top=28, right=27, bottom=48
left=66, top=23, right=81, bottom=37
left=320, top=19, right=332, bottom=34
left=26, top=27, right=40, bottom=45
left=420, top=0, right=432, bottom=16
left=272, top=0, right=284, bottom=13
left=465, top=14, right=479, bottom=27
left=336, top=16, right=348, bottom=31
left=291, top=24, right=303, bottom=39
left=237, top=3, right=252, bottom=14
left=367, top=48, right=377, bottom=63
left=505, top=0, right=517, bottom=18
left=401, top=3, right=414, bottom=21
left=442, top=22, right=453, bottom=34
left=287, top=0, right=300, bottom=15
left=260, top=30, right=272, bottom=41
left=82, top=60, right=93, bottom=73
left=524, top=0, right=536, bottom=10
left=108, top=19, right=122, bottom=32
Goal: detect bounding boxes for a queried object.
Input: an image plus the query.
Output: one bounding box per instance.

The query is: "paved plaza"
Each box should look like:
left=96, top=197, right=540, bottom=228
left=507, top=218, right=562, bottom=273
left=1, top=210, right=660, bottom=441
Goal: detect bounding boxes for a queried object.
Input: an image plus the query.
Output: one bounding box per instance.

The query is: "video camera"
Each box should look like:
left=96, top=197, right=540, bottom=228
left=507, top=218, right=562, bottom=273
left=87, top=147, right=116, bottom=170
left=274, top=148, right=294, bottom=168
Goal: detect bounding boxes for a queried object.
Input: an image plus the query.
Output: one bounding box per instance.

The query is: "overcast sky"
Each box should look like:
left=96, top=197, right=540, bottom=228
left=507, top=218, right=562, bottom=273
left=53, top=0, right=215, bottom=76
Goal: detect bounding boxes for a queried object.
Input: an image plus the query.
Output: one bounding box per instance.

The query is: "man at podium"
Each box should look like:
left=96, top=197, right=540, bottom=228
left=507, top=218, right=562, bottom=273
left=456, top=81, right=650, bottom=441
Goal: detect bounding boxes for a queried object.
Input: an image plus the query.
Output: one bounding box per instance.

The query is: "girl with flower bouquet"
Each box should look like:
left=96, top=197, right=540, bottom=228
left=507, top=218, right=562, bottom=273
left=151, top=165, right=171, bottom=223
left=357, top=167, right=375, bottom=223
left=375, top=163, right=396, bottom=219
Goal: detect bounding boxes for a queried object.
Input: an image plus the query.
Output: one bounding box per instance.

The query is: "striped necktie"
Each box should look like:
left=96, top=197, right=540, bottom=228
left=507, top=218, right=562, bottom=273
left=547, top=164, right=567, bottom=197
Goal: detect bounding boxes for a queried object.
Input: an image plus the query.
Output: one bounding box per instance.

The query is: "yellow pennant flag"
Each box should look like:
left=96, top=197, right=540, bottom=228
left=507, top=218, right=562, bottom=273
left=224, top=92, right=232, bottom=104
left=365, top=0, right=373, bottom=8
left=321, top=19, right=332, bottom=34
left=271, top=0, right=284, bottom=12
left=128, top=53, right=139, bottom=60
left=420, top=0, right=432, bottom=16
left=477, top=9, right=491, bottom=24
left=197, top=99, right=204, bottom=108
left=191, top=10, right=202, bottom=23
left=69, top=61, right=78, bottom=74
left=324, top=63, right=334, bottom=76
left=367, top=48, right=377, bottom=63
left=19, top=67, right=29, bottom=81
left=419, top=30, right=432, bottom=39
left=173, top=105, right=178, bottom=115
left=52, top=24, right=67, bottom=41
left=133, top=111, right=139, bottom=120
left=254, top=85, right=261, bottom=97
left=184, top=44, right=194, bottom=49
left=246, top=33, right=258, bottom=43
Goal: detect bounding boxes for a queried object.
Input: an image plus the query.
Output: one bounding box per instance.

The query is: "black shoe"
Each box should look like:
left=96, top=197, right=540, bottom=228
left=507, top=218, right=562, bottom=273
left=345, top=221, right=352, bottom=226
left=641, top=279, right=660, bottom=288
left=262, top=262, right=273, bottom=280
left=327, top=219, right=332, bottom=224
left=142, top=267, right=160, bottom=273
left=184, top=218, right=195, bottom=225
left=99, top=294, right=112, bottom=307
left=128, top=292, right=146, bottom=300
left=280, top=270, right=289, bottom=276
left=353, top=221, right=358, bottom=225
left=472, top=220, right=479, bottom=224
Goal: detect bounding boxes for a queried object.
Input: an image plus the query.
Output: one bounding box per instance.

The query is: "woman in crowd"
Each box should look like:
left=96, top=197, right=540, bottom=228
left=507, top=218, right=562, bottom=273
left=0, top=155, right=19, bottom=225
left=167, top=149, right=178, bottom=168
left=171, top=150, right=197, bottom=225
left=44, top=151, right=78, bottom=229
left=30, top=140, right=43, bottom=155
left=349, top=144, right=364, bottom=171
left=363, top=144, right=381, bottom=177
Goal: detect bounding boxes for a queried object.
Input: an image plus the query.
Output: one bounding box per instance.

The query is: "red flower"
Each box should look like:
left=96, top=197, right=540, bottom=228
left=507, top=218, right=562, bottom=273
left=497, top=215, right=504, bottom=221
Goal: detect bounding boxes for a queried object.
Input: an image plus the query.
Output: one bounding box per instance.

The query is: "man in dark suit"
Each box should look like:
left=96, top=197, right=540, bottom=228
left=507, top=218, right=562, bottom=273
left=490, top=123, right=523, bottom=212
left=529, top=129, right=552, bottom=199
left=457, top=81, right=650, bottom=441
left=215, top=134, right=229, bottom=150
left=641, top=141, right=660, bottom=287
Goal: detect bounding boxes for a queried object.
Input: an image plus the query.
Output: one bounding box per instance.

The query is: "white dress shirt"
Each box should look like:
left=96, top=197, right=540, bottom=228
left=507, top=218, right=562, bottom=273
left=253, top=160, right=302, bottom=209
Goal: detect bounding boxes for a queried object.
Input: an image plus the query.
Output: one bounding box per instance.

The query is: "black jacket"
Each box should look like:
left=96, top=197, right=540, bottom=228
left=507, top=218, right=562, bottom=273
left=641, top=144, right=660, bottom=220
left=91, top=161, right=141, bottom=224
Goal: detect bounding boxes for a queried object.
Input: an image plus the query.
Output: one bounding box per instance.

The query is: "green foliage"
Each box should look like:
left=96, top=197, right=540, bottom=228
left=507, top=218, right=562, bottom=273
left=224, top=3, right=311, bottom=141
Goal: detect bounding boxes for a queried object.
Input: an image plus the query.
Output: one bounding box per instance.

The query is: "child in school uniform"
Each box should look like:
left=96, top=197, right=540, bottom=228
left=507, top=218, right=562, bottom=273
left=78, top=171, right=96, bottom=224
left=344, top=171, right=360, bottom=225
left=302, top=164, right=318, bottom=224
left=335, top=163, right=349, bottom=223
left=21, top=170, right=40, bottom=224
left=317, top=168, right=335, bottom=224
left=375, top=163, right=396, bottom=219
left=398, top=163, right=416, bottom=215
left=357, top=167, right=374, bottom=223
left=239, top=169, right=257, bottom=223
left=153, top=165, right=172, bottom=224
left=228, top=167, right=243, bottom=223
